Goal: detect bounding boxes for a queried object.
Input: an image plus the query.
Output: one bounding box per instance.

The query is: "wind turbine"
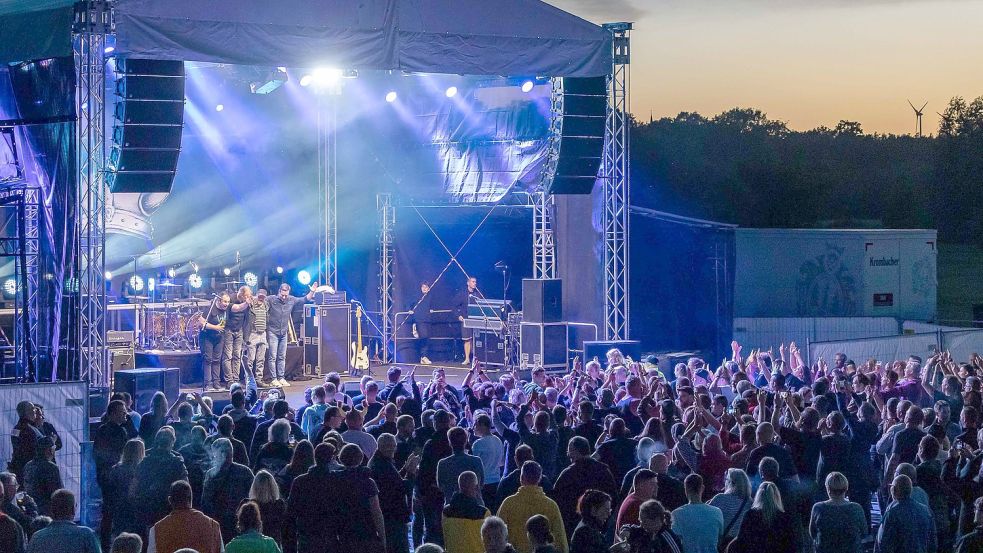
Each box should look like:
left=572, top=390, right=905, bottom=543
left=908, top=100, right=928, bottom=137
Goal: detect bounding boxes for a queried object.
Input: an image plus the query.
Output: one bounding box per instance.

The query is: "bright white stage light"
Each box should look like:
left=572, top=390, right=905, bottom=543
left=3, top=279, right=16, bottom=296
left=223, top=267, right=231, bottom=276
left=445, top=86, right=458, bottom=98
left=276, top=266, right=284, bottom=274
left=297, top=270, right=312, bottom=285
left=147, top=278, right=155, bottom=292
left=385, top=91, right=398, bottom=103
left=521, top=80, right=535, bottom=93
left=104, top=271, right=113, bottom=280
left=299, top=74, right=313, bottom=87
left=129, top=275, right=145, bottom=292
left=189, top=273, right=204, bottom=289
left=312, top=67, right=343, bottom=87
left=168, top=267, right=177, bottom=278
left=215, top=104, right=224, bottom=112
left=244, top=272, right=258, bottom=287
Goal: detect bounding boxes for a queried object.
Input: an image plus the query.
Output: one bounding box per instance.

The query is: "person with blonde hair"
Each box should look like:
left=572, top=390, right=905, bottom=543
left=809, top=472, right=867, bottom=553
left=248, top=470, right=286, bottom=545
left=726, top=481, right=797, bottom=553
left=708, top=468, right=752, bottom=544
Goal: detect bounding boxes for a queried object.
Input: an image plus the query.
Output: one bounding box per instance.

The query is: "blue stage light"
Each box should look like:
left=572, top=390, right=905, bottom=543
left=215, top=104, right=224, bottom=112
left=147, top=278, right=155, bottom=292
left=3, top=279, right=16, bottom=296
left=297, top=270, right=312, bottom=285
left=445, top=86, right=458, bottom=98
left=276, top=266, right=284, bottom=274
left=244, top=272, right=258, bottom=287
left=189, top=273, right=204, bottom=289
left=521, top=80, right=535, bottom=93
left=386, top=91, right=398, bottom=103
left=129, top=275, right=145, bottom=292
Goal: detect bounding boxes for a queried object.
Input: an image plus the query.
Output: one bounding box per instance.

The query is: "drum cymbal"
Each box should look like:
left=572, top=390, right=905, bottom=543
left=128, top=295, right=149, bottom=300
left=158, top=282, right=182, bottom=287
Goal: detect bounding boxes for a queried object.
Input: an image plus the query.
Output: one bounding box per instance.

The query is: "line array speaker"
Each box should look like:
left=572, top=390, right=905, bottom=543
left=547, top=77, right=606, bottom=195
left=108, top=58, right=185, bottom=193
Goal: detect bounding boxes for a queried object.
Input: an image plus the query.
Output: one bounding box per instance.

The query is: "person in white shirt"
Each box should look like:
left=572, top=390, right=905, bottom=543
left=670, top=473, right=723, bottom=553
left=471, top=413, right=504, bottom=507
left=341, top=409, right=377, bottom=460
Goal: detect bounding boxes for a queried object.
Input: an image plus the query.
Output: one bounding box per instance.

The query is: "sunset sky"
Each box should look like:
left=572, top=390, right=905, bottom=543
left=550, top=0, right=983, bottom=135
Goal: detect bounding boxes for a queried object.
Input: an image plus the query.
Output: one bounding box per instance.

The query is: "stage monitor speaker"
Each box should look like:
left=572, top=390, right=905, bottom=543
left=113, top=367, right=181, bottom=413
left=304, top=304, right=352, bottom=375
left=583, top=340, right=642, bottom=365
left=547, top=77, right=606, bottom=195
left=520, top=322, right=569, bottom=370
left=522, top=279, right=562, bottom=323
left=108, top=58, right=185, bottom=193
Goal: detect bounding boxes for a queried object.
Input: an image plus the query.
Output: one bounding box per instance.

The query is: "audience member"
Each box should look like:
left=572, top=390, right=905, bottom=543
left=497, top=461, right=567, bottom=553
left=202, top=437, right=254, bottom=542
left=148, top=480, right=224, bottom=553
left=25, top=489, right=100, bottom=553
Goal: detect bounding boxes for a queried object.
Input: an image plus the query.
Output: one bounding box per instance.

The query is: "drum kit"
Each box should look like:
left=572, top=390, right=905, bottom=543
left=128, top=281, right=207, bottom=350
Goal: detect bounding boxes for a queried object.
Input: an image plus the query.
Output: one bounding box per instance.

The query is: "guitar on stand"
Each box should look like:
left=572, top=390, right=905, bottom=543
left=349, top=305, right=370, bottom=376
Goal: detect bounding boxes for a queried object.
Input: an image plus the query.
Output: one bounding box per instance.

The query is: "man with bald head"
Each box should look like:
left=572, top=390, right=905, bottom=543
left=745, top=421, right=797, bottom=480
left=877, top=474, right=936, bottom=553
left=443, top=471, right=491, bottom=553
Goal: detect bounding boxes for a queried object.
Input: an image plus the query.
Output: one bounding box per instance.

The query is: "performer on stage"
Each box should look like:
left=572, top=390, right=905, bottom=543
left=221, top=286, right=253, bottom=388
left=244, top=288, right=270, bottom=387
left=264, top=282, right=317, bottom=386
left=455, top=276, right=478, bottom=366
left=412, top=282, right=434, bottom=365
left=201, top=292, right=230, bottom=391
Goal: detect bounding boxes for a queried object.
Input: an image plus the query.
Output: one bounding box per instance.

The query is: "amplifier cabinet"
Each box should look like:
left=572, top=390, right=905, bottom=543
left=303, top=303, right=352, bottom=375
left=114, top=367, right=180, bottom=412
left=474, top=330, right=507, bottom=366
left=520, top=322, right=569, bottom=371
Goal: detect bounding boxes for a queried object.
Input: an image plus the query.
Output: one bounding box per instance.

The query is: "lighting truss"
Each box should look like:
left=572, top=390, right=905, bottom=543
left=532, top=191, right=555, bottom=279
left=74, top=0, right=111, bottom=387
left=602, top=22, right=632, bottom=341
left=377, top=193, right=395, bottom=363
left=316, top=93, right=338, bottom=291
left=0, top=184, right=40, bottom=379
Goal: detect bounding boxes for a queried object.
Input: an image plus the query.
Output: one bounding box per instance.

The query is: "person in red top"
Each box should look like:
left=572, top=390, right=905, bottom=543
left=616, top=469, right=657, bottom=531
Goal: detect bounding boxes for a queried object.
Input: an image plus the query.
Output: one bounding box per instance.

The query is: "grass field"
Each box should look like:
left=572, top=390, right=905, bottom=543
left=938, top=243, right=983, bottom=326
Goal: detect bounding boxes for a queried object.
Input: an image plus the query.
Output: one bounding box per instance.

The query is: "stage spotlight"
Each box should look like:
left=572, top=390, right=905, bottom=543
left=385, top=91, right=398, bottom=103
left=312, top=67, right=343, bottom=87
left=215, top=104, right=224, bottom=112
left=3, top=279, right=16, bottom=296
left=223, top=267, right=231, bottom=276
left=104, top=271, right=113, bottom=280
left=104, top=35, right=116, bottom=54
left=276, top=266, right=284, bottom=274
left=189, top=273, right=203, bottom=289
left=167, top=267, right=177, bottom=278
left=521, top=80, right=535, bottom=93
left=297, top=270, right=312, bottom=286
left=244, top=272, right=258, bottom=287
left=445, top=86, right=458, bottom=98
left=300, top=74, right=313, bottom=87
left=147, top=278, right=155, bottom=292
left=129, top=275, right=145, bottom=292
left=250, top=67, right=289, bottom=95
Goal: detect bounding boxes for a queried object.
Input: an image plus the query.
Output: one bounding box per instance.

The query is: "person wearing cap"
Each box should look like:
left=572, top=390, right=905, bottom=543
left=23, top=436, right=62, bottom=516
left=8, top=400, right=43, bottom=480
left=245, top=287, right=272, bottom=387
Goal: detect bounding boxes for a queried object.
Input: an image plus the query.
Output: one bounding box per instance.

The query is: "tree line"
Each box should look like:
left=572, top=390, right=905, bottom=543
left=630, top=96, right=983, bottom=245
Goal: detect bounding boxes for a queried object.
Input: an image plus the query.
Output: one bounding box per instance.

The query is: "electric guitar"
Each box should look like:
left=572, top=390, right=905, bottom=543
left=350, top=305, right=370, bottom=376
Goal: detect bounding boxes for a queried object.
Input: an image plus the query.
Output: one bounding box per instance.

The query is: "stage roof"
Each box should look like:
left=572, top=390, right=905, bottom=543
left=114, top=0, right=612, bottom=77
left=0, top=0, right=75, bottom=64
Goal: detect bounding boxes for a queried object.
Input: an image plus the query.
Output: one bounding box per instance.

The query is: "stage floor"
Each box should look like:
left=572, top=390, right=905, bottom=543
left=180, top=362, right=478, bottom=406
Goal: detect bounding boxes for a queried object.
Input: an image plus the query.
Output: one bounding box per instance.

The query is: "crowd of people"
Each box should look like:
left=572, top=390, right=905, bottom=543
left=6, top=342, right=983, bottom=553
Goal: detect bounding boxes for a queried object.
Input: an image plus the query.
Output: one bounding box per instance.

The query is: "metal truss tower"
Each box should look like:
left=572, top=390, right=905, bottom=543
left=74, top=0, right=111, bottom=387
left=602, top=22, right=632, bottom=341
left=532, top=191, right=555, bottom=279
left=316, top=95, right=339, bottom=291
left=0, top=185, right=40, bottom=379
left=377, top=193, right=395, bottom=363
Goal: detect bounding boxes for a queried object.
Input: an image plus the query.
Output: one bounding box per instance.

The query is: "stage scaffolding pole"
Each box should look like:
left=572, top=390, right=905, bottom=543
left=377, top=193, right=395, bottom=364
left=74, top=0, right=111, bottom=387
left=0, top=185, right=40, bottom=380
left=316, top=92, right=339, bottom=291
left=602, top=22, right=632, bottom=341
left=532, top=191, right=555, bottom=280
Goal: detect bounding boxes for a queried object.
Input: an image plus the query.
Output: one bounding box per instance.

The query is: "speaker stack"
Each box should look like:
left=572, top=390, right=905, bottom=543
left=303, top=304, right=352, bottom=376
left=547, top=77, right=607, bottom=195
left=113, top=367, right=181, bottom=413
left=520, top=279, right=569, bottom=371
left=108, top=58, right=186, bottom=193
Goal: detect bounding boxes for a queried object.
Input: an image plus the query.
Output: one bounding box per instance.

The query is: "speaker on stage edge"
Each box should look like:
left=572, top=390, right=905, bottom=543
left=522, top=279, right=562, bottom=323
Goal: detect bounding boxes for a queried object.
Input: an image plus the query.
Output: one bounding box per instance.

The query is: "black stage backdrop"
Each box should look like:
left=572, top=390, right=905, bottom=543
left=629, top=210, right=735, bottom=360
left=390, top=204, right=532, bottom=361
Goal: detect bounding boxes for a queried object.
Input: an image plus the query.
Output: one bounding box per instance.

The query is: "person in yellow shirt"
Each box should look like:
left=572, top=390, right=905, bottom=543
left=496, top=461, right=568, bottom=553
